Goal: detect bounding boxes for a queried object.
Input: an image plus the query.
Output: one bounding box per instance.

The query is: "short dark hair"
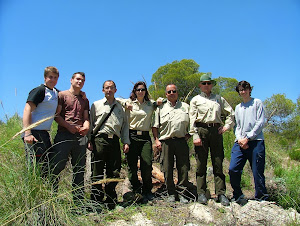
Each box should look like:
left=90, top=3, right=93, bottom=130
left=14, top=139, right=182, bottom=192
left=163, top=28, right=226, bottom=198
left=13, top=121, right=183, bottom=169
left=236, top=80, right=252, bottom=95
left=72, top=72, right=85, bottom=79
left=44, top=66, right=59, bottom=78
left=130, top=81, right=150, bottom=101
left=103, top=80, right=116, bottom=89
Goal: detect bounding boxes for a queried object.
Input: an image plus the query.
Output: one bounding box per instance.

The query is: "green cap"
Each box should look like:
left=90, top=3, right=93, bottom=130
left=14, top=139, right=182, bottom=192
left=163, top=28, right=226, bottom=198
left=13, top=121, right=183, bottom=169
left=200, top=73, right=216, bottom=86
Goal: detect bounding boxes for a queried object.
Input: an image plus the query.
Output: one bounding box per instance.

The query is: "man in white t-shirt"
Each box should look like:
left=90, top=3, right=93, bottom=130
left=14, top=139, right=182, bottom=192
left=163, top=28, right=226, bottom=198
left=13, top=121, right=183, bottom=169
left=22, top=66, right=59, bottom=177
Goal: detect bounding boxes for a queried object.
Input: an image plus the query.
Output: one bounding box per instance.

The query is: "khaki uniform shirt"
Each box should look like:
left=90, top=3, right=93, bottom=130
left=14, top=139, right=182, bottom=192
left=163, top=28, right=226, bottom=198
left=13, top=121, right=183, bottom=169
left=117, top=98, right=156, bottom=131
left=189, top=92, right=234, bottom=140
left=90, top=98, right=130, bottom=144
left=153, top=100, right=189, bottom=141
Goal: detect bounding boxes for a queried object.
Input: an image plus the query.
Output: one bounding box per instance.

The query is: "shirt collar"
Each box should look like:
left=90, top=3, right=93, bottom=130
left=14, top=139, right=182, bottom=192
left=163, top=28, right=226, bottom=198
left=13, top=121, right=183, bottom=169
left=104, top=98, right=116, bottom=105
left=167, top=99, right=178, bottom=107
left=200, top=92, right=214, bottom=99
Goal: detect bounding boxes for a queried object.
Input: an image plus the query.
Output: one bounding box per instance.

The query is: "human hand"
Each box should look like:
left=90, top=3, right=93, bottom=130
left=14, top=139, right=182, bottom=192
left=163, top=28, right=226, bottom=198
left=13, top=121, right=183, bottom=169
left=155, top=139, right=162, bottom=150
left=193, top=138, right=202, bottom=146
left=87, top=142, right=93, bottom=151
left=241, top=144, right=249, bottom=149
left=238, top=138, right=249, bottom=149
left=218, top=126, right=229, bottom=134
left=185, top=134, right=191, bottom=141
left=123, top=144, right=129, bottom=153
left=24, top=133, right=38, bottom=144
left=156, top=98, right=163, bottom=106
left=78, top=126, right=89, bottom=136
left=126, top=103, right=133, bottom=111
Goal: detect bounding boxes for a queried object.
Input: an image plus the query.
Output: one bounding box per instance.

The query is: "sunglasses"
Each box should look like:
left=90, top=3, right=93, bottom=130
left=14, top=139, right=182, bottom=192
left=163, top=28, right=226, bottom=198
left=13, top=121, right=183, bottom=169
left=167, top=90, right=177, bottom=94
left=201, top=82, right=212, bottom=85
left=136, top=88, right=146, bottom=92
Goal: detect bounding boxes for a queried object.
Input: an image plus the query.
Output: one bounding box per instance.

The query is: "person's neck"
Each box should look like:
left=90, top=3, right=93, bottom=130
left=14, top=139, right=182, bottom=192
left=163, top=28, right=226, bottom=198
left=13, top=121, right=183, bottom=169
left=44, top=83, right=54, bottom=90
left=169, top=100, right=177, bottom=106
left=69, top=87, right=80, bottom=95
left=204, top=91, right=211, bottom=97
left=243, top=96, right=252, bottom=103
left=137, top=96, right=144, bottom=104
left=106, top=96, right=115, bottom=105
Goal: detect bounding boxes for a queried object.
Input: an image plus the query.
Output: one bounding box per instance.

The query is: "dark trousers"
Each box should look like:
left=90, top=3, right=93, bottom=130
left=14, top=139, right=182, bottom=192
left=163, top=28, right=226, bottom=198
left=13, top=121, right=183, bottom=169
left=195, top=126, right=226, bottom=195
left=161, top=137, right=190, bottom=195
left=23, top=130, right=52, bottom=177
left=229, top=140, right=268, bottom=200
left=127, top=130, right=153, bottom=194
left=91, top=134, right=121, bottom=203
left=51, top=131, right=87, bottom=200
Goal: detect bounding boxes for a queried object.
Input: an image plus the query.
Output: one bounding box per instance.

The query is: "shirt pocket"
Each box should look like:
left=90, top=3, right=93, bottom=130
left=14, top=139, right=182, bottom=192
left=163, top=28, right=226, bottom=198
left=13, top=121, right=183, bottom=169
left=173, top=111, right=189, bottom=129
left=196, top=100, right=209, bottom=118
left=112, top=108, right=123, bottom=126
left=160, top=111, right=170, bottom=126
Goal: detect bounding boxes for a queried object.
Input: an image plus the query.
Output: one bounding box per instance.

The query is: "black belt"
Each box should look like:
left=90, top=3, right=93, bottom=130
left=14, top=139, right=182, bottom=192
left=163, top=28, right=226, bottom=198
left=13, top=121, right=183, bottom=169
left=97, top=133, right=119, bottom=139
left=195, top=122, right=221, bottom=128
left=165, top=137, right=185, bottom=140
left=129, top=130, right=150, bottom=136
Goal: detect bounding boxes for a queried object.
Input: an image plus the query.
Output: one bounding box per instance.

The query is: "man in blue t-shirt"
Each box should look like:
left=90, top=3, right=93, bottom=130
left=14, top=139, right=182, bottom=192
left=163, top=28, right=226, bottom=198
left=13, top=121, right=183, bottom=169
left=22, top=66, right=59, bottom=176
left=229, top=80, right=269, bottom=205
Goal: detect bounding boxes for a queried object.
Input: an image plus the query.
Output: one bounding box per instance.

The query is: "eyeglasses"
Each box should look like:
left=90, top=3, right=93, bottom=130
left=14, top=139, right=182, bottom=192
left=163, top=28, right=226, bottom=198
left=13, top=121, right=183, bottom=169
left=167, top=90, right=177, bottom=94
left=136, top=88, right=146, bottom=92
left=201, top=82, right=212, bottom=85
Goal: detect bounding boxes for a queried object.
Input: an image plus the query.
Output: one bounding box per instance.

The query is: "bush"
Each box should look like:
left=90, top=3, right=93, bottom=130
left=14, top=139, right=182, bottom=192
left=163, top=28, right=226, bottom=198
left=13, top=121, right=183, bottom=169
left=288, top=148, right=300, bottom=161
left=0, top=115, right=95, bottom=225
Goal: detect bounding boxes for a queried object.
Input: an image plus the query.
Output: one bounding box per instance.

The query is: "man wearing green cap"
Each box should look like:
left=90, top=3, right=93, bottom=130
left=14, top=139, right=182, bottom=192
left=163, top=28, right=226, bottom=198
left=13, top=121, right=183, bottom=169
left=189, top=73, right=234, bottom=206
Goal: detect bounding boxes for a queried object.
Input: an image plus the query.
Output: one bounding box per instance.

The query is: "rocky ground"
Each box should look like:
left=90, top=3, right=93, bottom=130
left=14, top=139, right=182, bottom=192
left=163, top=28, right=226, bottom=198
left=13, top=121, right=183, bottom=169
left=102, top=200, right=300, bottom=225
left=82, top=150, right=299, bottom=225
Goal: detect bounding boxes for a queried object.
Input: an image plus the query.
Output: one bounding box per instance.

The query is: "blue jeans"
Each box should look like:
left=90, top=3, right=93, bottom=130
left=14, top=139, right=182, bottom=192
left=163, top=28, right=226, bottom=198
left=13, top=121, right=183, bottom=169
left=229, top=140, right=268, bottom=200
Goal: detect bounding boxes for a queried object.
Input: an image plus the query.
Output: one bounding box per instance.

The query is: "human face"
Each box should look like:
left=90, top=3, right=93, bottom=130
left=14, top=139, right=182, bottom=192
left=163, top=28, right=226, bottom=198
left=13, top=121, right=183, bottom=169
left=238, top=87, right=251, bottom=99
left=44, top=72, right=59, bottom=89
left=135, top=85, right=146, bottom=99
left=102, top=81, right=117, bottom=99
left=199, top=81, right=213, bottom=95
left=71, top=74, right=85, bottom=90
left=166, top=84, right=178, bottom=103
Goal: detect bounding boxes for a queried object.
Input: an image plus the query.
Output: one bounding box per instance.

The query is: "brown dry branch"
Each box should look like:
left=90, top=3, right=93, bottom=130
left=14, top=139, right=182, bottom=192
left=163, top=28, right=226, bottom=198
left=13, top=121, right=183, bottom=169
left=183, top=86, right=196, bottom=103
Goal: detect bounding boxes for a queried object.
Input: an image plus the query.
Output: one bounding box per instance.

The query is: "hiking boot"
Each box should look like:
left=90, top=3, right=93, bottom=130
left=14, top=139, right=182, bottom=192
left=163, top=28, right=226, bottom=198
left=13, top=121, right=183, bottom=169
left=232, top=194, right=248, bottom=206
left=198, top=194, right=208, bottom=205
left=166, top=194, right=176, bottom=203
left=146, top=192, right=155, bottom=201
left=218, top=194, right=230, bottom=206
left=255, top=194, right=269, bottom=202
left=179, top=195, right=189, bottom=204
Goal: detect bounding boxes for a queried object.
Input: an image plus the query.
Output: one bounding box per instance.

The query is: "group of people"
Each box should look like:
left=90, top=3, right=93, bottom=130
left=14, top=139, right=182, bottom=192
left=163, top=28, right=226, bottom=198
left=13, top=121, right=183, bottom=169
left=22, top=66, right=269, bottom=210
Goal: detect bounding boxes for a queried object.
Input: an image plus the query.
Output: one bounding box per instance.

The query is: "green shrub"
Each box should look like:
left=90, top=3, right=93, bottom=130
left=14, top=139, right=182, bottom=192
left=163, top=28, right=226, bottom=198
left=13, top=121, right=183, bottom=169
left=288, top=148, right=300, bottom=161
left=0, top=115, right=95, bottom=225
left=273, top=165, right=300, bottom=212
left=223, top=131, right=235, bottom=160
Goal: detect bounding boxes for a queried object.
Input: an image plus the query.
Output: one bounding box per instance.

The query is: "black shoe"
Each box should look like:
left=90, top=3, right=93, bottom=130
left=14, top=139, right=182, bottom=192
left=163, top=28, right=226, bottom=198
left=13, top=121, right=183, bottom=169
left=146, top=192, right=155, bottom=201
left=218, top=194, right=229, bottom=206
left=141, top=195, right=149, bottom=204
left=198, top=194, right=208, bottom=205
left=232, top=194, right=248, bottom=206
left=106, top=203, right=116, bottom=210
left=255, top=194, right=269, bottom=202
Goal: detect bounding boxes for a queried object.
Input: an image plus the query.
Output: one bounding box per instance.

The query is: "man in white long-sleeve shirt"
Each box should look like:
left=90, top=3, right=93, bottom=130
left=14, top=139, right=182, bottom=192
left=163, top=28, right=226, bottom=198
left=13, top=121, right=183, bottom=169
left=229, top=80, right=269, bottom=205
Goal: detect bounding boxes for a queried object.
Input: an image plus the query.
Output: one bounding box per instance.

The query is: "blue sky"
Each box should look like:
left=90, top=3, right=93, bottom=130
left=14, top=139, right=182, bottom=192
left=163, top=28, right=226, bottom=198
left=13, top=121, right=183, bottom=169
left=1, top=0, right=299, bottom=121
